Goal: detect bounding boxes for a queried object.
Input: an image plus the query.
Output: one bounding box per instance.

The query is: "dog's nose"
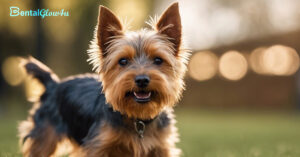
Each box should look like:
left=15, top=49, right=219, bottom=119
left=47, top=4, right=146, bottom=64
left=135, top=75, right=150, bottom=88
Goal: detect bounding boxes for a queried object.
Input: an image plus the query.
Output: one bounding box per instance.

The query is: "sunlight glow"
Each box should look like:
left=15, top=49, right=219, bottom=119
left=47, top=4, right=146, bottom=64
left=219, top=51, right=248, bottom=81
left=262, top=45, right=299, bottom=76
left=2, top=56, right=26, bottom=86
left=249, top=47, right=268, bottom=75
left=110, top=0, right=148, bottom=30
left=188, top=51, right=218, bottom=81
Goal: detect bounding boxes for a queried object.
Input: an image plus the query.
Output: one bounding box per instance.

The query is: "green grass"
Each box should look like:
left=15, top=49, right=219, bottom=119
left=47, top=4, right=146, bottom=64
left=176, top=110, right=300, bottom=157
left=0, top=116, right=23, bottom=157
left=1, top=110, right=300, bottom=157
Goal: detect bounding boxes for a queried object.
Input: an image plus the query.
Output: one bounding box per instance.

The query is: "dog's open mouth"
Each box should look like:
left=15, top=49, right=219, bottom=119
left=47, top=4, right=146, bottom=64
left=125, top=90, right=153, bottom=103
left=132, top=91, right=152, bottom=103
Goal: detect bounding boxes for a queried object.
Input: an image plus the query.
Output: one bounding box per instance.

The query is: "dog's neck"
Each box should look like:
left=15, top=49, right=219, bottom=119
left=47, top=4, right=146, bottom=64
left=117, top=110, right=158, bottom=138
left=107, top=107, right=163, bottom=138
left=131, top=116, right=158, bottom=138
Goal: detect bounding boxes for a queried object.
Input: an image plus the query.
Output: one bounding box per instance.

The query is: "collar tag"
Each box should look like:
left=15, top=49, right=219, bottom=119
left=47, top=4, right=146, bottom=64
left=134, top=120, right=145, bottom=138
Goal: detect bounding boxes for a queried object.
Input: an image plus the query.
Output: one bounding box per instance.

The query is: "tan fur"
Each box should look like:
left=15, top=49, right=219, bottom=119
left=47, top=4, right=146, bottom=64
left=20, top=2, right=189, bottom=157
left=156, top=3, right=182, bottom=54
left=19, top=101, right=77, bottom=157
left=20, top=122, right=60, bottom=157
left=79, top=109, right=180, bottom=157
left=99, top=34, right=188, bottom=120
left=97, top=6, right=123, bottom=57
left=19, top=105, right=79, bottom=157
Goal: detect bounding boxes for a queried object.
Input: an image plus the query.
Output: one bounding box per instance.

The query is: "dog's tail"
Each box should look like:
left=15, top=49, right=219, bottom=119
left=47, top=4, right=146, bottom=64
left=21, top=56, right=59, bottom=87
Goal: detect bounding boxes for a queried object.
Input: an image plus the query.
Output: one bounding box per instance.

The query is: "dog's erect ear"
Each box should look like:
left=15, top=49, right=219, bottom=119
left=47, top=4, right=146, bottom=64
left=97, top=6, right=123, bottom=57
left=156, top=2, right=182, bottom=54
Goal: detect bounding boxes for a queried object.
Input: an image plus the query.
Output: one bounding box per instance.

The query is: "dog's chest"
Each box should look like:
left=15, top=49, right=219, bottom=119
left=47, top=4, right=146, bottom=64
left=88, top=122, right=168, bottom=157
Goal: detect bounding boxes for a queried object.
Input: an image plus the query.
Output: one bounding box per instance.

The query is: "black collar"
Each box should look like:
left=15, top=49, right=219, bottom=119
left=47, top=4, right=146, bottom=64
left=109, top=108, right=158, bottom=138
left=134, top=117, right=158, bottom=138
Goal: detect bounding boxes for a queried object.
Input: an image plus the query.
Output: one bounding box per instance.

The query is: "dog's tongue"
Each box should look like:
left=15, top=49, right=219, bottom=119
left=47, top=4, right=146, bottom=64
left=134, top=92, right=151, bottom=99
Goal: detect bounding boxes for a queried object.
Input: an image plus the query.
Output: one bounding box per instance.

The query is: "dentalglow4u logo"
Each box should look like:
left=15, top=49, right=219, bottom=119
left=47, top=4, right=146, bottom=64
left=10, top=6, right=69, bottom=19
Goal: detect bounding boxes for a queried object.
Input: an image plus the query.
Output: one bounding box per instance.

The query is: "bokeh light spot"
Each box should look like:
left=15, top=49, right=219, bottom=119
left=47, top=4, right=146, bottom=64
left=249, top=47, right=268, bottom=74
left=262, top=45, right=299, bottom=76
left=219, top=51, right=248, bottom=81
left=2, top=56, right=26, bottom=86
left=188, top=51, right=218, bottom=81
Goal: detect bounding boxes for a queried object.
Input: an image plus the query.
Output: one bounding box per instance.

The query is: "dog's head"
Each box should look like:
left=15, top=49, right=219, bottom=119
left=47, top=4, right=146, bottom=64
left=88, top=3, right=189, bottom=119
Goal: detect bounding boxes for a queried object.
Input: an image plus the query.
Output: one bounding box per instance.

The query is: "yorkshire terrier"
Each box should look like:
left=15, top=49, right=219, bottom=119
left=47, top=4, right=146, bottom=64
left=19, top=2, right=189, bottom=157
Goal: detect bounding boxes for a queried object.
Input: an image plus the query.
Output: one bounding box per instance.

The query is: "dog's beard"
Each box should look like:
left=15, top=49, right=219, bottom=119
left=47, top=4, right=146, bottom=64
left=103, top=73, right=178, bottom=120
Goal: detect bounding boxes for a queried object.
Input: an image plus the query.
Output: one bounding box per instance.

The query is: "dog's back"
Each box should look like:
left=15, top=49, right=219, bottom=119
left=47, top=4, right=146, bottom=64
left=20, top=57, right=112, bottom=155
left=56, top=75, right=104, bottom=144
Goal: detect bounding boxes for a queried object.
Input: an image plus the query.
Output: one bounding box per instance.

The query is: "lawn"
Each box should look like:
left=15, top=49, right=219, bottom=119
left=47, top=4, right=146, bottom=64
left=177, top=110, right=300, bottom=157
left=1, top=109, right=300, bottom=157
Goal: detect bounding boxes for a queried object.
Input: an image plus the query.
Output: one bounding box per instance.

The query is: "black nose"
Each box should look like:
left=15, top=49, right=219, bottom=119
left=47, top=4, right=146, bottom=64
left=135, top=75, right=150, bottom=88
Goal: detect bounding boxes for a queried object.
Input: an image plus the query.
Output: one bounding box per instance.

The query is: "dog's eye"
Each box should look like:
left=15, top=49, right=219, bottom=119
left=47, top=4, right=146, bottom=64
left=119, top=58, right=128, bottom=66
left=153, top=57, right=163, bottom=65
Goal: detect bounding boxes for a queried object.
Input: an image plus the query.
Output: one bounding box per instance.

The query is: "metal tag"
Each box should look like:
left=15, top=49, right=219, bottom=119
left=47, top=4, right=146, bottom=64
left=134, top=120, right=145, bottom=138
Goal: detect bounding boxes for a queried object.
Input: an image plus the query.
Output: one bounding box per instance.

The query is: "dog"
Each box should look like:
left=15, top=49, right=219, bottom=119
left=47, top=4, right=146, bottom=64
left=19, top=2, right=189, bottom=157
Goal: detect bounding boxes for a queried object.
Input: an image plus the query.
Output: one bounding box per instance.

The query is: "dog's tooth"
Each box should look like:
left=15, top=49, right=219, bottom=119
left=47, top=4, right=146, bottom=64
left=146, top=92, right=151, bottom=98
left=134, top=91, right=151, bottom=99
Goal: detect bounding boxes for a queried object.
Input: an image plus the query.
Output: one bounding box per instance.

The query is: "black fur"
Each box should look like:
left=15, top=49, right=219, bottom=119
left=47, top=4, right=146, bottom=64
left=24, top=60, right=170, bottom=145
left=25, top=63, right=54, bottom=86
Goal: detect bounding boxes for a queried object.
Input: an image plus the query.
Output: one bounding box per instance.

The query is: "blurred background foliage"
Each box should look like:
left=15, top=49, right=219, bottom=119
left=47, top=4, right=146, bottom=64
left=1, top=0, right=300, bottom=156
